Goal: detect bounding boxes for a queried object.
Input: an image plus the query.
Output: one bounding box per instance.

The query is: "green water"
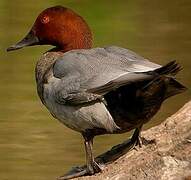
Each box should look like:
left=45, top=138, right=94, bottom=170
left=0, top=0, right=191, bottom=179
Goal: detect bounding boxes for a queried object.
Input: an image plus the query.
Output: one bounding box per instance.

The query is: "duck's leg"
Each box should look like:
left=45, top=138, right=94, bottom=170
left=83, top=135, right=102, bottom=174
left=57, top=126, right=151, bottom=179
left=95, top=125, right=144, bottom=164
left=57, top=133, right=102, bottom=180
left=131, top=125, right=143, bottom=148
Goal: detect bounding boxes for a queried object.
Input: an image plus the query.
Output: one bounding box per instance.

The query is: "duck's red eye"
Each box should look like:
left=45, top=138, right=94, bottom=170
left=41, top=16, right=50, bottom=24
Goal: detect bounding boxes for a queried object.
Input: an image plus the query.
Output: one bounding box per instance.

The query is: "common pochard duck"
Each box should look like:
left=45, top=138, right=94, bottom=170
left=7, top=6, right=186, bottom=179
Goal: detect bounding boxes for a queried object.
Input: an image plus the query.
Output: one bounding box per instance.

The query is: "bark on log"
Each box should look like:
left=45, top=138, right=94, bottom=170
left=78, top=101, right=191, bottom=180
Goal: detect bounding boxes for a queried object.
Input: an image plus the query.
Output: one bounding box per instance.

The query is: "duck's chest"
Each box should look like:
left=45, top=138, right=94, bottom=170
left=35, top=51, right=63, bottom=104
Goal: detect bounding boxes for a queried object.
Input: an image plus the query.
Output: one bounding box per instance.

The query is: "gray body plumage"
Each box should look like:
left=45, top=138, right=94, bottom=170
left=35, top=46, right=162, bottom=133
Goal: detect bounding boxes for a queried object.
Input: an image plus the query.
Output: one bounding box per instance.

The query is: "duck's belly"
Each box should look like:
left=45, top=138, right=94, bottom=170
left=42, top=84, right=117, bottom=133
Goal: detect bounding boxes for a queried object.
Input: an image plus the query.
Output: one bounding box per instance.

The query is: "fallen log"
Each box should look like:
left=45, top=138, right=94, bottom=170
left=77, top=101, right=191, bottom=180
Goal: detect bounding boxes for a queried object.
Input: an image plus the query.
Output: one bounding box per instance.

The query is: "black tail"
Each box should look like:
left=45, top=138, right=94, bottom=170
left=164, top=78, right=187, bottom=99
left=154, top=60, right=182, bottom=76
left=154, top=60, right=187, bottom=99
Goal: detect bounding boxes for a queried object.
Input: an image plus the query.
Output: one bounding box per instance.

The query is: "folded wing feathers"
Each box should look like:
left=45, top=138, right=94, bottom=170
left=53, top=46, right=163, bottom=103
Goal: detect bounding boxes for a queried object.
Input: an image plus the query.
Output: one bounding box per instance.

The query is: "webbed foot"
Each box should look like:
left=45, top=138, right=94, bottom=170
left=57, top=161, right=103, bottom=180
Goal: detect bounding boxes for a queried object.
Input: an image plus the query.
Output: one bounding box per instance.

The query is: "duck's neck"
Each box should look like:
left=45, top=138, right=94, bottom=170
left=49, top=40, right=93, bottom=53
left=59, top=33, right=93, bottom=53
left=62, top=40, right=93, bottom=53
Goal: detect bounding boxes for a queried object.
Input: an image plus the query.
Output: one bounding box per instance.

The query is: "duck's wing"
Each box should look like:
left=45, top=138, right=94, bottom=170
left=52, top=46, right=161, bottom=105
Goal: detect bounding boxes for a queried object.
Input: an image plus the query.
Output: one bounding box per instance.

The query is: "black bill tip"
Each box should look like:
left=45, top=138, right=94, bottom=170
left=7, top=44, right=23, bottom=52
left=7, top=31, right=39, bottom=52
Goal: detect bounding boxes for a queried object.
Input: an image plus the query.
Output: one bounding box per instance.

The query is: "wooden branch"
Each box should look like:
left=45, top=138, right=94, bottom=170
left=78, top=101, right=191, bottom=180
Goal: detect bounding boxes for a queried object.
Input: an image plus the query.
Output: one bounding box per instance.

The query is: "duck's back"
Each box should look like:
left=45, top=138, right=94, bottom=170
left=53, top=46, right=161, bottom=91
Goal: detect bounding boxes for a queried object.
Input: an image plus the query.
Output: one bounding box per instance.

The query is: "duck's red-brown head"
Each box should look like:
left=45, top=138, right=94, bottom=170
left=7, top=6, right=93, bottom=52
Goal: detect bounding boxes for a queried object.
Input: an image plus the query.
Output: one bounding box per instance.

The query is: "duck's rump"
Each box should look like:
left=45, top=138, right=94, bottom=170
left=104, top=79, right=165, bottom=133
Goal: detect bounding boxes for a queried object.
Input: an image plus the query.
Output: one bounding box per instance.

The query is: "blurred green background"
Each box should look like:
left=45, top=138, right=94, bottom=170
left=0, top=0, right=191, bottom=179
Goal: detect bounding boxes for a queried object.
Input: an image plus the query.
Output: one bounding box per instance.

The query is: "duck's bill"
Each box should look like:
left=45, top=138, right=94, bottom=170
left=7, top=31, right=39, bottom=52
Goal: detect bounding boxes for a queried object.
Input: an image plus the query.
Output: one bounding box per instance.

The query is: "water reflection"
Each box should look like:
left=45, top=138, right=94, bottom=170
left=0, top=0, right=191, bottom=179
